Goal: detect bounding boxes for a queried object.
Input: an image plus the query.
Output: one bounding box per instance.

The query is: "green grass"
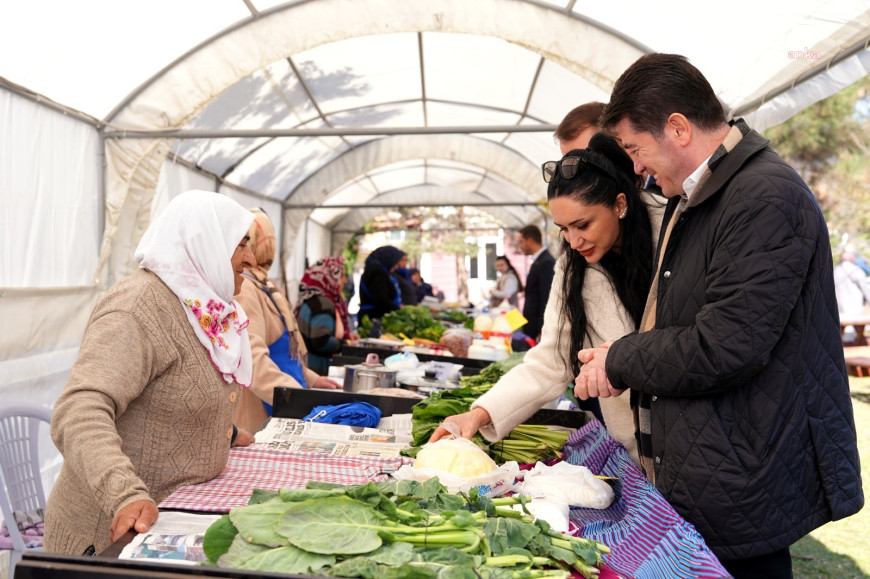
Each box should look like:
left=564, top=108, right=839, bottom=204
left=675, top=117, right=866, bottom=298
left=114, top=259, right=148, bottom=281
left=791, top=376, right=870, bottom=578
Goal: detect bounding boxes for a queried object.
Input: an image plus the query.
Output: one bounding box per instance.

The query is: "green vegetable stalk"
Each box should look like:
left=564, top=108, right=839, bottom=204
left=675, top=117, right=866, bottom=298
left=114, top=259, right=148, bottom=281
left=403, top=354, right=571, bottom=464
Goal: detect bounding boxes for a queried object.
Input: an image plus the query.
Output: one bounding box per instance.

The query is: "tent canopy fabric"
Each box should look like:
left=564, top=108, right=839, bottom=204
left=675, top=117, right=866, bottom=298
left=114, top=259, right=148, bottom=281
left=3, top=0, right=870, bottom=286
left=2, top=0, right=870, bottom=422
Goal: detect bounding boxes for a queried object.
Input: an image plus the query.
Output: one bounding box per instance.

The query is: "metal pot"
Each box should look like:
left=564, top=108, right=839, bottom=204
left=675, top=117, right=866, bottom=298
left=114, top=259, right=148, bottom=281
left=343, top=353, right=399, bottom=392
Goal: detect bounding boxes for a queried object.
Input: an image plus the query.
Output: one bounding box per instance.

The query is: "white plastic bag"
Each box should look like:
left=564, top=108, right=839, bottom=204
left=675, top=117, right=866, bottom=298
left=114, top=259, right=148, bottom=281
left=510, top=499, right=570, bottom=533
left=392, top=460, right=519, bottom=498
left=517, top=461, right=614, bottom=509
left=393, top=425, right=519, bottom=497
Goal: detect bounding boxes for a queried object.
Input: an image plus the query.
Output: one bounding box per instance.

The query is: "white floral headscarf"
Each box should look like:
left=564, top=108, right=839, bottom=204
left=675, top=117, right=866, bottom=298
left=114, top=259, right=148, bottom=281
left=134, top=190, right=255, bottom=386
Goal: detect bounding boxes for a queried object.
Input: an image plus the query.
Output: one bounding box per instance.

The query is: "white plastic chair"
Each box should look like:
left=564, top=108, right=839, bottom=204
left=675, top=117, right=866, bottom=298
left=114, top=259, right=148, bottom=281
left=0, top=406, right=52, bottom=579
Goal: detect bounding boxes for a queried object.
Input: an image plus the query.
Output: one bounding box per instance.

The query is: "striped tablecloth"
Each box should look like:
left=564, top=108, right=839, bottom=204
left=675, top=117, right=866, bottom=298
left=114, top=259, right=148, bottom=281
left=563, top=421, right=729, bottom=579
left=158, top=446, right=412, bottom=512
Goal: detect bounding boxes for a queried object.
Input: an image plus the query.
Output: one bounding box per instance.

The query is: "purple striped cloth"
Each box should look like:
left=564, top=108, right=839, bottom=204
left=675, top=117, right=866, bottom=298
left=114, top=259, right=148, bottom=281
left=563, top=421, right=730, bottom=579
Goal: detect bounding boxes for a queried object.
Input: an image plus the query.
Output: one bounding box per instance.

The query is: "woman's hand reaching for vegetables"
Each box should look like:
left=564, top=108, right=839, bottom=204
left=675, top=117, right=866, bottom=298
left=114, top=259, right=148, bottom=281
left=429, top=406, right=492, bottom=442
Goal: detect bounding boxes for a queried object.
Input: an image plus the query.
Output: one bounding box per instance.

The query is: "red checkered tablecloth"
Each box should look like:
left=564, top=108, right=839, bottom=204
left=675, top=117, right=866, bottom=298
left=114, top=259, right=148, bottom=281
left=158, top=446, right=413, bottom=513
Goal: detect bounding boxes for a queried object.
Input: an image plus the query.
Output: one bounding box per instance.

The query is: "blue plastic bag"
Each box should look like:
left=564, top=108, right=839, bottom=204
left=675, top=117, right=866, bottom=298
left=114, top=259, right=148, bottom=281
left=302, top=401, right=382, bottom=427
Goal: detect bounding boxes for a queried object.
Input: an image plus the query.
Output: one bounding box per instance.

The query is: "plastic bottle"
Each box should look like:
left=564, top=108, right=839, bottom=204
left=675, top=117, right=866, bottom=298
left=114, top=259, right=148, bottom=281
left=468, top=339, right=496, bottom=361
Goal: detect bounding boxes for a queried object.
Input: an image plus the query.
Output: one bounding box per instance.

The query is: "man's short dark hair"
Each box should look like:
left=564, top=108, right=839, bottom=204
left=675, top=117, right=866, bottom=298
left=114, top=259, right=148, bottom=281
left=601, top=53, right=726, bottom=137
left=519, top=225, right=542, bottom=245
left=555, top=102, right=605, bottom=143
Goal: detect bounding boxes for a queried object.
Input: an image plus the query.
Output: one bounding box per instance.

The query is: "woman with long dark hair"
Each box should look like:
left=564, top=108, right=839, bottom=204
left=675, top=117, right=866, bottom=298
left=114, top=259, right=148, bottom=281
left=430, top=133, right=665, bottom=465
left=489, top=255, right=523, bottom=308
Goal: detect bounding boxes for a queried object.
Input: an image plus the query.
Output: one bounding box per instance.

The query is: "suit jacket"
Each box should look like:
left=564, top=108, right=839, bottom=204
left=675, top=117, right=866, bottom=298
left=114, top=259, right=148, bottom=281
left=522, top=249, right=555, bottom=339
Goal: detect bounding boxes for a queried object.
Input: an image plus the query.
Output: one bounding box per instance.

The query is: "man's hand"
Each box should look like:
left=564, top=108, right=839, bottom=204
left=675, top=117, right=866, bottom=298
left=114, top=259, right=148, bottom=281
left=575, top=340, right=625, bottom=400
left=429, top=407, right=491, bottom=442
left=110, top=499, right=159, bottom=542
left=233, top=427, right=255, bottom=447
left=312, top=376, right=342, bottom=390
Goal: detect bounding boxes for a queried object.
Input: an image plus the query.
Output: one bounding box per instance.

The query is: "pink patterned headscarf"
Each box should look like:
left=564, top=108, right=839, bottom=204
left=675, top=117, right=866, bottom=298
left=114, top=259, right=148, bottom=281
left=296, top=257, right=350, bottom=330
left=134, top=190, right=254, bottom=386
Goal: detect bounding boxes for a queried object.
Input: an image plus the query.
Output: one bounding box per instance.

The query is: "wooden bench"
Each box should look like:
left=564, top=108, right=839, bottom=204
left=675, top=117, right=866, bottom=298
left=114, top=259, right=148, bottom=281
left=843, top=346, right=870, bottom=377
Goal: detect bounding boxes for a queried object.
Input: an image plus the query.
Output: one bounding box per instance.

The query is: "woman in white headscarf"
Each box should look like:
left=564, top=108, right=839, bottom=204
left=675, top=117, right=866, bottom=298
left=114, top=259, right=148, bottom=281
left=45, top=190, right=257, bottom=556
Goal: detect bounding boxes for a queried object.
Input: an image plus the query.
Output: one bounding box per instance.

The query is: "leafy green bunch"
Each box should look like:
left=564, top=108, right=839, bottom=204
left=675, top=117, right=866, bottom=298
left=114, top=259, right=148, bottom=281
left=381, top=306, right=448, bottom=341
left=203, top=479, right=610, bottom=578
left=405, top=354, right=570, bottom=464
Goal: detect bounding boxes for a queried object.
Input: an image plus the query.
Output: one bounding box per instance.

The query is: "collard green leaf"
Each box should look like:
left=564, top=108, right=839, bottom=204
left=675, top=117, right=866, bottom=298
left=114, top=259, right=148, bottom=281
left=327, top=556, right=379, bottom=579
left=279, top=487, right=344, bottom=502
left=202, top=515, right=238, bottom=564
left=247, top=488, right=280, bottom=505
left=417, top=546, right=476, bottom=567
left=367, top=541, right=416, bottom=565
left=228, top=497, right=294, bottom=547
left=548, top=544, right=577, bottom=565
left=276, top=496, right=384, bottom=554
left=569, top=539, right=600, bottom=566
left=447, top=510, right=475, bottom=528
left=524, top=533, right=552, bottom=557
left=218, top=534, right=271, bottom=568
left=483, top=518, right=540, bottom=555
left=377, top=562, right=474, bottom=579
left=240, top=544, right=335, bottom=573
left=218, top=534, right=336, bottom=574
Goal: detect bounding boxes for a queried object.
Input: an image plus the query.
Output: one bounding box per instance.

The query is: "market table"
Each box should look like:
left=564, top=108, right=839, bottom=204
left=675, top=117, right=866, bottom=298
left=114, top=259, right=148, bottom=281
left=18, top=412, right=728, bottom=578
left=153, top=419, right=727, bottom=578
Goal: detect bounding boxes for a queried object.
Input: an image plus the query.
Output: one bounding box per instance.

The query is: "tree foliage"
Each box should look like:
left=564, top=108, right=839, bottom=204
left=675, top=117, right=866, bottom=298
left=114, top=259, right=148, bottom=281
left=763, top=76, right=870, bottom=255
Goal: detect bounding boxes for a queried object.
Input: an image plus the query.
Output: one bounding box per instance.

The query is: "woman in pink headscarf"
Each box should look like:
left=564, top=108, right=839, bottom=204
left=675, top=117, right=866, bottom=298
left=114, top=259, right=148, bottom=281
left=295, top=257, right=357, bottom=375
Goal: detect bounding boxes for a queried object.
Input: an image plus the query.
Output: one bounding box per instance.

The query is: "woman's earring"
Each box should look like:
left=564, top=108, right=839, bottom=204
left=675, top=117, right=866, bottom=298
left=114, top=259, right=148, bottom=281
left=618, top=207, right=627, bottom=219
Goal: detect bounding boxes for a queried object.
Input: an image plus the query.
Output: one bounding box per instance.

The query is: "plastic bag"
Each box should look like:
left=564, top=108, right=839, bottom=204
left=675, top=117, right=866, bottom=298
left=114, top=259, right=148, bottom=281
left=384, top=351, right=420, bottom=369
left=392, top=425, right=518, bottom=497
left=509, top=499, right=570, bottom=533
left=439, top=328, right=473, bottom=358
left=516, top=461, right=614, bottom=510
left=302, top=402, right=382, bottom=428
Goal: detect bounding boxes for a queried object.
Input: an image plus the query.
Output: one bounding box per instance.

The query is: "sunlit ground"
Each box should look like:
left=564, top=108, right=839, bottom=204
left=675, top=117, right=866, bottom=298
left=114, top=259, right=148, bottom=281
left=792, top=375, right=870, bottom=578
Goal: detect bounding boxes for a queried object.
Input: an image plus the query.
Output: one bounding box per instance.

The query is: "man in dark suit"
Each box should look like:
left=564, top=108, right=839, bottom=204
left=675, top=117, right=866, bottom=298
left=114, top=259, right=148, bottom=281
left=518, top=224, right=555, bottom=343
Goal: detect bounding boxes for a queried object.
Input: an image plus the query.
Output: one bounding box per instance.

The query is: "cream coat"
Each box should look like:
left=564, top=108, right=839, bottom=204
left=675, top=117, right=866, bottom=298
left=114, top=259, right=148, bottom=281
left=474, top=195, right=665, bottom=466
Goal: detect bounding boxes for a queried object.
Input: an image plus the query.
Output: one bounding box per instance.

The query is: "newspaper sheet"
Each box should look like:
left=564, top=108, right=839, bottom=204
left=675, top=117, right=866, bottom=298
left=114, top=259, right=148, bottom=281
left=252, top=417, right=413, bottom=458
left=118, top=511, right=222, bottom=565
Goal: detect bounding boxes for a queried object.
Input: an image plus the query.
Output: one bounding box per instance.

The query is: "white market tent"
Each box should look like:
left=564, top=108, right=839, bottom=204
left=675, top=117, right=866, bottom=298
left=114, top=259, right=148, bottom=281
left=1, top=0, right=870, bottom=498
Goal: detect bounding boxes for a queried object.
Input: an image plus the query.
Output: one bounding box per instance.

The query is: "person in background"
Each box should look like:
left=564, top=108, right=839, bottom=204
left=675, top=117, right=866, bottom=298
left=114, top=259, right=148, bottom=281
left=295, top=256, right=357, bottom=375
left=430, top=133, right=664, bottom=468
left=554, top=101, right=606, bottom=155
left=489, top=255, right=522, bottom=308
left=577, top=53, right=863, bottom=577
left=359, top=245, right=406, bottom=319
left=517, top=224, right=555, bottom=342
left=394, top=255, right=419, bottom=306
left=409, top=268, right=436, bottom=303
left=834, top=249, right=870, bottom=345
left=834, top=250, right=870, bottom=318
left=45, top=191, right=257, bottom=556
left=234, top=209, right=341, bottom=432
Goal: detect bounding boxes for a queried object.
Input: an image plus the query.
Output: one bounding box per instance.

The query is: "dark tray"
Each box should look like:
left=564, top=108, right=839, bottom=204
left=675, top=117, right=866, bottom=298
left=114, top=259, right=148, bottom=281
left=342, top=345, right=490, bottom=370
left=17, top=551, right=315, bottom=578
left=272, top=386, right=419, bottom=419
left=273, top=386, right=594, bottom=431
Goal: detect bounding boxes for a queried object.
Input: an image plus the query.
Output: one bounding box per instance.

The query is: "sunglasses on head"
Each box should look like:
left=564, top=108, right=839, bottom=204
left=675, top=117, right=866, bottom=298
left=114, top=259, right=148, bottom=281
left=541, top=154, right=617, bottom=184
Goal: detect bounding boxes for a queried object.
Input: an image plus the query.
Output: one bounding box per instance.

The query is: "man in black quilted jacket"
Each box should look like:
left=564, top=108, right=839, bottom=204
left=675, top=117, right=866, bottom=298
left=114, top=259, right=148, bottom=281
left=575, top=53, right=863, bottom=578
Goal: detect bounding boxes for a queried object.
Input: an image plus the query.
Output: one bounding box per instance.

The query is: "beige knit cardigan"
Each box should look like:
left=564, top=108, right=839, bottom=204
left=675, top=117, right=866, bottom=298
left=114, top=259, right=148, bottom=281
left=45, top=269, right=241, bottom=555
left=232, top=269, right=320, bottom=432
left=475, top=195, right=666, bottom=467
